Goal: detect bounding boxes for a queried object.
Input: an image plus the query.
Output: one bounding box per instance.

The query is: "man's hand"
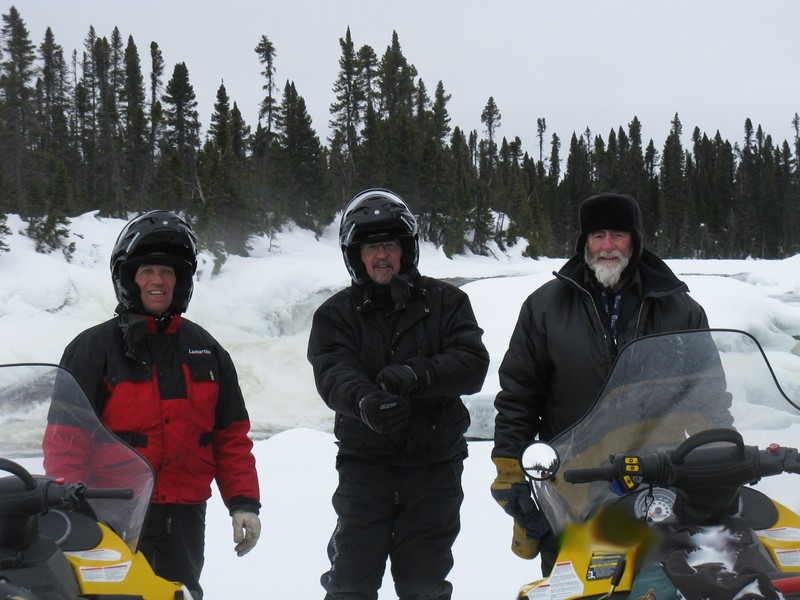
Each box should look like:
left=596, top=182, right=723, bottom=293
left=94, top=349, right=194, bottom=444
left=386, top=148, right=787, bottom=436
left=377, top=364, right=421, bottom=395
left=359, top=391, right=409, bottom=434
left=490, top=457, right=538, bottom=520
left=232, top=511, right=261, bottom=556
left=491, top=457, right=550, bottom=559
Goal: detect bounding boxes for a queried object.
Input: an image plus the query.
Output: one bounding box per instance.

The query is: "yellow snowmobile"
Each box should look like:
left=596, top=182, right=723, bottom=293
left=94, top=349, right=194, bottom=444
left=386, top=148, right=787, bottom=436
left=0, top=362, right=194, bottom=599
left=517, top=329, right=800, bottom=600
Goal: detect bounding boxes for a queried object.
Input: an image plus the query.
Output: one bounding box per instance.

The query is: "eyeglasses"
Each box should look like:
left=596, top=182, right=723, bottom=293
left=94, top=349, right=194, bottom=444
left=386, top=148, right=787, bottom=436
left=361, top=240, right=402, bottom=255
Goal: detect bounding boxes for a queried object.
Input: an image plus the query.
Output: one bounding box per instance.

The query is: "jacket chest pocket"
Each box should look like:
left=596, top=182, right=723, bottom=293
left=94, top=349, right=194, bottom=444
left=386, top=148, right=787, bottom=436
left=186, top=357, right=219, bottom=384
left=184, top=358, right=220, bottom=430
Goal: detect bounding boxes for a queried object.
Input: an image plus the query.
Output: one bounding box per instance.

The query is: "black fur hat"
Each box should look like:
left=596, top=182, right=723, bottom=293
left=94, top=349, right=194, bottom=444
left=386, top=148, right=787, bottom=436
left=575, top=192, right=643, bottom=275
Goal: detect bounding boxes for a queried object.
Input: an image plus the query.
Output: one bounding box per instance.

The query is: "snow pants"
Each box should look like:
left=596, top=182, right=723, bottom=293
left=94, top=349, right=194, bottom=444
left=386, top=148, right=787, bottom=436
left=140, top=502, right=206, bottom=599
left=321, top=456, right=465, bottom=600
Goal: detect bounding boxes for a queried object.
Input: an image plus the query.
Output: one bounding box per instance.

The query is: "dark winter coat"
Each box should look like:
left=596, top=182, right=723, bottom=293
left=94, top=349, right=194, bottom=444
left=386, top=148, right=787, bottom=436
left=56, top=309, right=260, bottom=511
left=308, top=273, right=490, bottom=466
left=492, top=249, right=709, bottom=459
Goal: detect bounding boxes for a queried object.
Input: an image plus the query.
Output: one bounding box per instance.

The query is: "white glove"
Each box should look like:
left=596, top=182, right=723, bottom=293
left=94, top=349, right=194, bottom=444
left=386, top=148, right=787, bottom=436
left=232, top=511, right=261, bottom=556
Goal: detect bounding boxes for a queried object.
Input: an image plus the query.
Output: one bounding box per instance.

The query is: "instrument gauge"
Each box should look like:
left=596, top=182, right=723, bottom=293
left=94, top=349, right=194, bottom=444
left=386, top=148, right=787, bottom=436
left=634, top=487, right=676, bottom=522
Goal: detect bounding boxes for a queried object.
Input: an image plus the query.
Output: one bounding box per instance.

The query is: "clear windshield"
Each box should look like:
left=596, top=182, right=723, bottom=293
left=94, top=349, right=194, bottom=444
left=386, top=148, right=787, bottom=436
left=533, top=329, right=800, bottom=533
left=0, top=363, right=154, bottom=553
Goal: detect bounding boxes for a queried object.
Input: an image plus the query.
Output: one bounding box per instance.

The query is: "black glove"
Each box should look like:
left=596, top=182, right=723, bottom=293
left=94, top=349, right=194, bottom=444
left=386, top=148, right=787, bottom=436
left=358, top=390, right=409, bottom=434
left=518, top=504, right=550, bottom=539
left=377, top=364, right=422, bottom=396
left=491, top=457, right=550, bottom=532
left=492, top=479, right=540, bottom=521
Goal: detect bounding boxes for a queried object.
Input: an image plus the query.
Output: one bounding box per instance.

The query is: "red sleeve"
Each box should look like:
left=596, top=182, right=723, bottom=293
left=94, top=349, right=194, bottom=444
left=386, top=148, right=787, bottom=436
left=212, top=419, right=260, bottom=508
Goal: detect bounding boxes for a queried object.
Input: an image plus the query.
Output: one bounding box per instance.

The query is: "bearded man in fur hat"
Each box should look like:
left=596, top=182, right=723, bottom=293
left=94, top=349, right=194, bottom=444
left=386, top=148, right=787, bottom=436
left=490, top=192, right=710, bottom=576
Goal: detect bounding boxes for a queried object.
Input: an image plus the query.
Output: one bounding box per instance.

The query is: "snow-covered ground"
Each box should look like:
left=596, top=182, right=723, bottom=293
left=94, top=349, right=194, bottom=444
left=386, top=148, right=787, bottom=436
left=1, top=211, right=800, bottom=598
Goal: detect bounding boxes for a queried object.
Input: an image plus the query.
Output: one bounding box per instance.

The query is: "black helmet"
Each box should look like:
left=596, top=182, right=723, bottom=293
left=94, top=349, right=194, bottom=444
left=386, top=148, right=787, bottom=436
left=110, top=210, right=198, bottom=313
left=339, top=189, right=419, bottom=284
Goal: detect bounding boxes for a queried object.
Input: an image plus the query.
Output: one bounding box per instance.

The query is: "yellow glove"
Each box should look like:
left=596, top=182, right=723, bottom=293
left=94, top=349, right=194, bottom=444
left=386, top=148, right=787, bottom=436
left=512, top=519, right=540, bottom=559
left=491, top=456, right=549, bottom=559
left=490, top=457, right=530, bottom=517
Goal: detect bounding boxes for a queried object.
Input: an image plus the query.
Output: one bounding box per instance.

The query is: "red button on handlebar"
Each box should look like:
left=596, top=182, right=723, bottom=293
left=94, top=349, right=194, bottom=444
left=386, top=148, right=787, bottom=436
left=767, top=443, right=781, bottom=454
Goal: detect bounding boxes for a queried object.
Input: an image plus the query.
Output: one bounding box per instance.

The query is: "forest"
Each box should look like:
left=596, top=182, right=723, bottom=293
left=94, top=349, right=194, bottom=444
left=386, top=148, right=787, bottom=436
left=1, top=5, right=799, bottom=267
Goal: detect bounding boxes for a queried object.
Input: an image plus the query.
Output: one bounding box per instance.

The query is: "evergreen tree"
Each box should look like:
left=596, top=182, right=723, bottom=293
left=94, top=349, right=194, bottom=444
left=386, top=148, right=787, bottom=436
left=25, top=154, right=72, bottom=256
left=546, top=132, right=568, bottom=255
left=357, top=43, right=380, bottom=116
left=431, top=81, right=451, bottom=144
left=658, top=113, right=691, bottom=256
left=121, top=35, right=149, bottom=212
left=378, top=31, right=417, bottom=120
left=328, top=27, right=363, bottom=200
left=480, top=96, right=501, bottom=177
left=536, top=118, right=546, bottom=163
left=38, top=27, right=70, bottom=158
left=274, top=80, right=330, bottom=234
left=417, top=80, right=452, bottom=244
left=559, top=132, right=593, bottom=251
left=148, top=41, right=164, bottom=160
left=0, top=6, right=37, bottom=214
left=441, top=126, right=472, bottom=256
left=92, top=36, right=124, bottom=216
left=158, top=62, right=201, bottom=212
left=733, top=118, right=759, bottom=257
left=642, top=139, right=660, bottom=249
left=198, top=83, right=255, bottom=257
left=253, top=34, right=278, bottom=229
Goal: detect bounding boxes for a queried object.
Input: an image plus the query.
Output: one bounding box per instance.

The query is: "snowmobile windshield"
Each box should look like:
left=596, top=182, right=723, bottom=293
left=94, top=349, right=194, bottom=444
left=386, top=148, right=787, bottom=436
left=0, top=363, right=154, bottom=554
left=533, top=329, right=800, bottom=534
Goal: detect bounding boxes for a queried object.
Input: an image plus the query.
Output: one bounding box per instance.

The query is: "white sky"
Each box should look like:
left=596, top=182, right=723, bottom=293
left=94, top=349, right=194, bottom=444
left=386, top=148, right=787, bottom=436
left=14, top=0, right=800, bottom=157
left=3, top=210, right=800, bottom=597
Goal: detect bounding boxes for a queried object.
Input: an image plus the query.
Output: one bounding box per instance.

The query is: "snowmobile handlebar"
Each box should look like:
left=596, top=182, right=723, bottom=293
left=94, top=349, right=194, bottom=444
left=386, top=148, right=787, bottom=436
left=563, top=429, right=800, bottom=493
left=0, top=458, right=134, bottom=517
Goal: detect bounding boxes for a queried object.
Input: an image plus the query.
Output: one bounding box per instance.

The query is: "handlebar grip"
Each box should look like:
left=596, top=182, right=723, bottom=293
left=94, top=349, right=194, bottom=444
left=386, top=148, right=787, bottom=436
left=564, top=463, right=616, bottom=483
left=84, top=488, right=134, bottom=500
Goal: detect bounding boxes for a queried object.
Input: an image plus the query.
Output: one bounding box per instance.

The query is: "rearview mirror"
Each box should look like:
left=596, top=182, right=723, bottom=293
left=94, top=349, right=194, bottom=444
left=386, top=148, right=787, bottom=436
left=519, top=441, right=559, bottom=481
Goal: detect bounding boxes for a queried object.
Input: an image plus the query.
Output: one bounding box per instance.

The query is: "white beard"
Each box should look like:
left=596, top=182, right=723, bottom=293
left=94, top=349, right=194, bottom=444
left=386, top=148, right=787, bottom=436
left=585, top=248, right=631, bottom=289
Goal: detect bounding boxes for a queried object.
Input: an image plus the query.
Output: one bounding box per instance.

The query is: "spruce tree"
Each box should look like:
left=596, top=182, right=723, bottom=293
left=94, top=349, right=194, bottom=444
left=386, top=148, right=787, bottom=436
left=92, top=36, right=124, bottom=216
left=121, top=35, right=149, bottom=213
left=329, top=27, right=363, bottom=200
left=658, top=113, right=691, bottom=256
left=0, top=6, right=37, bottom=214
left=148, top=41, right=164, bottom=161
left=159, top=62, right=201, bottom=212
left=274, top=80, right=330, bottom=235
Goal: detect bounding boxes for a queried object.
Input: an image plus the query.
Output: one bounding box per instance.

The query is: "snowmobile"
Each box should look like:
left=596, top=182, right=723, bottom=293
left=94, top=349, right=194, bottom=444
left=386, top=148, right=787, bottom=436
left=517, top=328, right=800, bottom=600
left=0, top=362, right=194, bottom=599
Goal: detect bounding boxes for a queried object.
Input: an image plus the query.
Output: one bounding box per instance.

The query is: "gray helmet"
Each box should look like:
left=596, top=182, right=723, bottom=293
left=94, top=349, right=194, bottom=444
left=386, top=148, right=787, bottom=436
left=339, top=189, right=419, bottom=284
left=110, top=210, right=198, bottom=313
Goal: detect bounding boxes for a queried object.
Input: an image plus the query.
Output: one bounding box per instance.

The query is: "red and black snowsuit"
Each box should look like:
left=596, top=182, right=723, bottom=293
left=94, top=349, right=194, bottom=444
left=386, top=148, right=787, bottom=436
left=55, top=307, right=259, bottom=595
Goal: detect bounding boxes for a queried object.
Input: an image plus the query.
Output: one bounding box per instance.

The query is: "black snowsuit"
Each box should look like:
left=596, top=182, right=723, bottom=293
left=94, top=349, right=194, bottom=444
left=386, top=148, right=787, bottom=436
left=493, top=249, right=709, bottom=457
left=493, top=250, right=709, bottom=575
left=308, top=271, right=489, bottom=600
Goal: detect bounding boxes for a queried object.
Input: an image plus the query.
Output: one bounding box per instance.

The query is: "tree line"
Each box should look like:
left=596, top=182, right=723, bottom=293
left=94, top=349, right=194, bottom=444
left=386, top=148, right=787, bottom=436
left=1, top=5, right=798, bottom=266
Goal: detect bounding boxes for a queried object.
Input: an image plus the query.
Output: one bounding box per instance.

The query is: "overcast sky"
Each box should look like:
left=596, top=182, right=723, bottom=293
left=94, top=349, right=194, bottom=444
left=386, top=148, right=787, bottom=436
left=14, top=0, right=800, bottom=158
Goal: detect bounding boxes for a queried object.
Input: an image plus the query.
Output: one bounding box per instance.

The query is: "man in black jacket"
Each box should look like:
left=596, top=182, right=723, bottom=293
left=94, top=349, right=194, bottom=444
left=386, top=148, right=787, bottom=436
left=308, top=189, right=489, bottom=600
left=491, top=192, right=710, bottom=576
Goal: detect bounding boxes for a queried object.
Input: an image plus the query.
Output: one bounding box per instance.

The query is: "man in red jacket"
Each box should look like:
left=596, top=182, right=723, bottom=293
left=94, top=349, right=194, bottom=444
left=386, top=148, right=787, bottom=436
left=54, top=211, right=261, bottom=599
